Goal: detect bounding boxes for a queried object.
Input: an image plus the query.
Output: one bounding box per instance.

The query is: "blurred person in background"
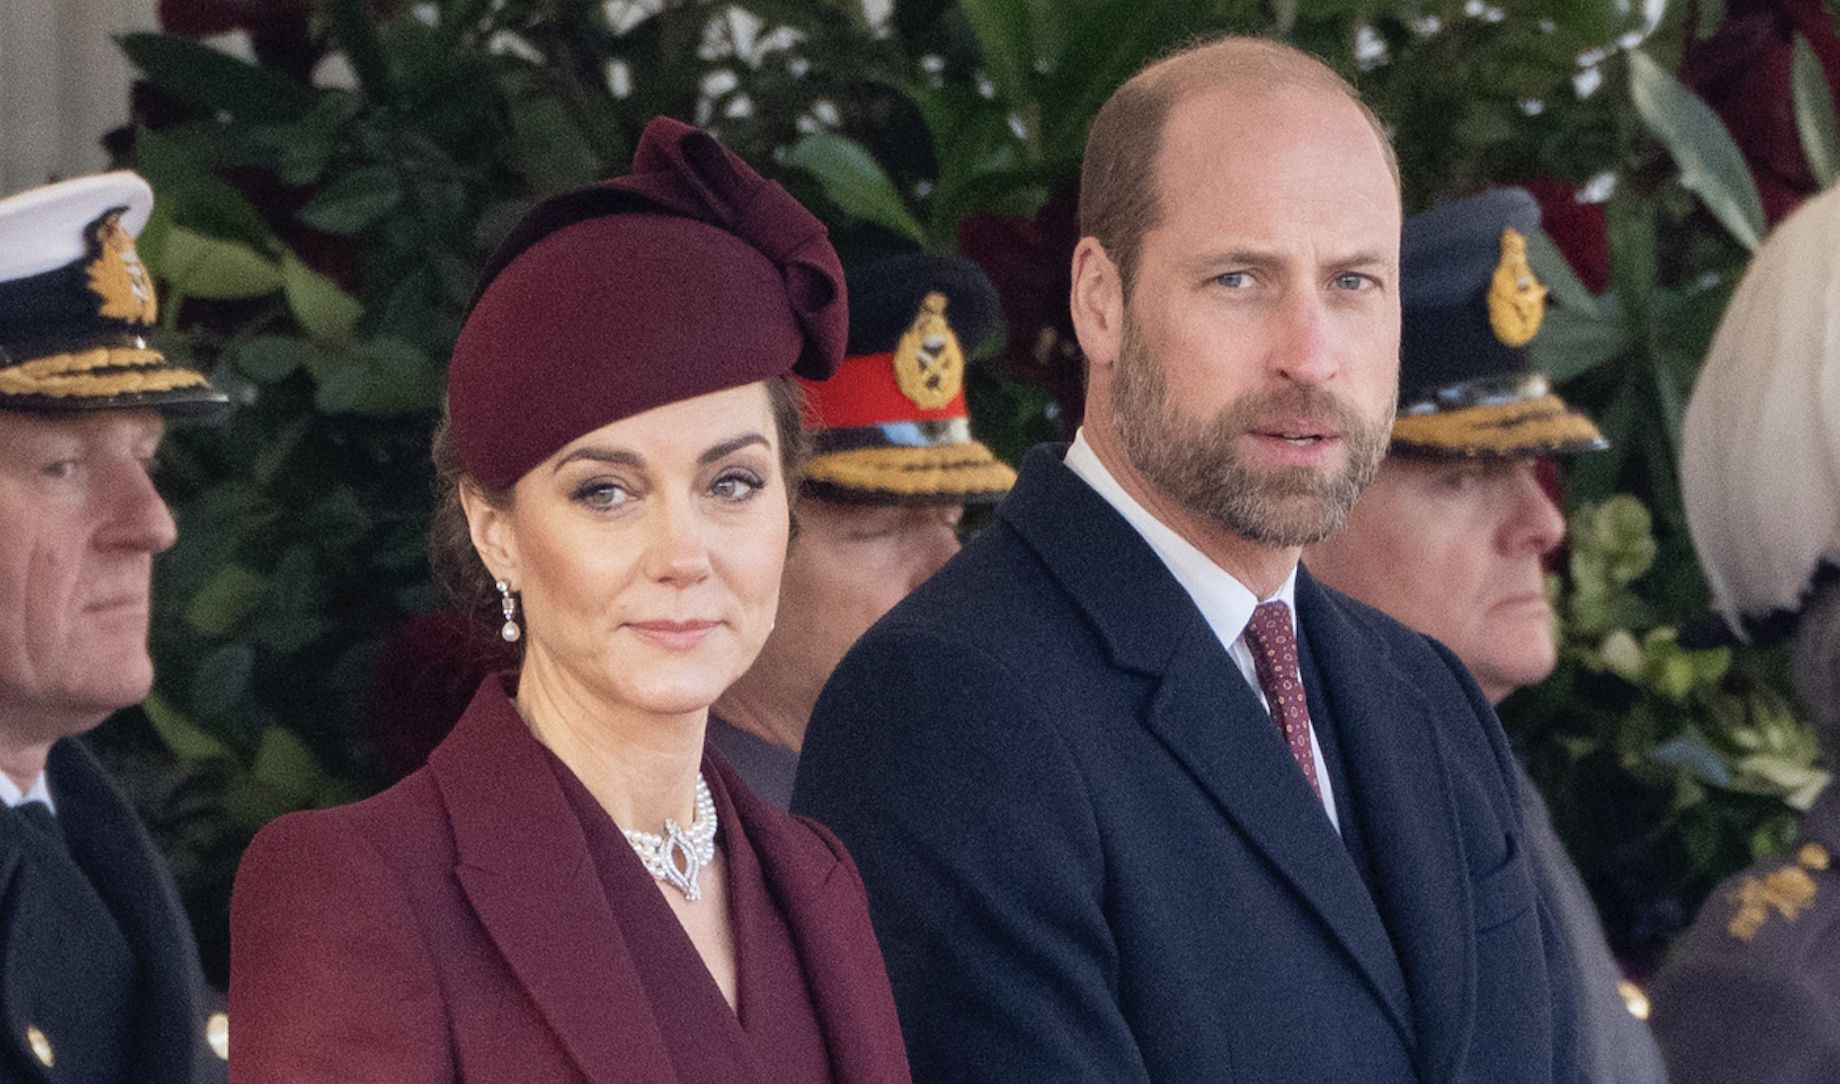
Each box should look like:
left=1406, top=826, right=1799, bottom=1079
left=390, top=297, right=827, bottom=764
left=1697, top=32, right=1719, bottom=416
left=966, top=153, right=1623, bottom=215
left=1304, top=187, right=1666, bottom=1084
left=1646, top=182, right=1840, bottom=1084
left=229, top=118, right=909, bottom=1083
left=0, top=171, right=230, bottom=1083
left=707, top=251, right=1015, bottom=807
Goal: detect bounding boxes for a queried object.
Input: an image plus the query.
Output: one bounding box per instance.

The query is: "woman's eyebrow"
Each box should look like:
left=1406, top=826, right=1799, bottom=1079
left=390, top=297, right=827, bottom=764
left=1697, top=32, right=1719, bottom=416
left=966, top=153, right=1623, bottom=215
left=698, top=433, right=768, bottom=466
left=551, top=447, right=644, bottom=473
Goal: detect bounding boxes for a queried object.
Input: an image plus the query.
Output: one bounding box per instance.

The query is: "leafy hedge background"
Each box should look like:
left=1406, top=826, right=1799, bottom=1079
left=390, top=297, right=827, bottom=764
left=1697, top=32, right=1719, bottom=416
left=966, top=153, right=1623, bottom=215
left=85, top=0, right=1840, bottom=983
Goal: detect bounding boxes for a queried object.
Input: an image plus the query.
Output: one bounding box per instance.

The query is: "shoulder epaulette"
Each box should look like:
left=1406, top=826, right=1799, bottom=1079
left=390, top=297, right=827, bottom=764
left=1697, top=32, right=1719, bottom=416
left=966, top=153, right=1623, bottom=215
left=1727, top=843, right=1832, bottom=941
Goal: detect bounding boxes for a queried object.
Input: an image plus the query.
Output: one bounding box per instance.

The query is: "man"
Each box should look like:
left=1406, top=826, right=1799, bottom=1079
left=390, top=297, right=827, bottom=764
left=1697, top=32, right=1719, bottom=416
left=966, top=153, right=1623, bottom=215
left=0, top=172, right=229, bottom=1082
left=707, top=251, right=1015, bottom=808
left=1304, top=188, right=1668, bottom=1084
left=794, top=36, right=1582, bottom=1083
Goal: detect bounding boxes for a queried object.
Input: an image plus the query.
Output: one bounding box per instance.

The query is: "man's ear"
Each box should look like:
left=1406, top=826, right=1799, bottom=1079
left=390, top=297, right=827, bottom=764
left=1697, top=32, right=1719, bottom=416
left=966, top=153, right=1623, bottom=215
left=459, top=483, right=519, bottom=588
left=1069, top=237, right=1126, bottom=376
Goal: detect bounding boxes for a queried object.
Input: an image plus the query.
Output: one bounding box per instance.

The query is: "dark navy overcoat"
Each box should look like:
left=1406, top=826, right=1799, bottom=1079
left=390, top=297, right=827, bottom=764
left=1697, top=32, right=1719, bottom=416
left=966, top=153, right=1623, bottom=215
left=794, top=446, right=1582, bottom=1084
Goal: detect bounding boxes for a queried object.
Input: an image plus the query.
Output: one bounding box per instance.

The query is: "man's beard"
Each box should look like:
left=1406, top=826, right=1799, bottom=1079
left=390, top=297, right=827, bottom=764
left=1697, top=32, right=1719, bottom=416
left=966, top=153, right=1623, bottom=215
left=1110, top=321, right=1393, bottom=548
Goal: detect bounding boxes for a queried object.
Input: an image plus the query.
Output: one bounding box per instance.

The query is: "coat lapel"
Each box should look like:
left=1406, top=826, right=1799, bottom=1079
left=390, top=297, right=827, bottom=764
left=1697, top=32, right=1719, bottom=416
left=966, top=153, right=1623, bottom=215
left=49, top=738, right=217, bottom=1084
left=721, top=760, right=909, bottom=1084
left=1142, top=608, right=1417, bottom=1045
left=1297, top=573, right=1476, bottom=1084
left=997, top=449, right=1415, bottom=1045
left=429, top=680, right=676, bottom=1084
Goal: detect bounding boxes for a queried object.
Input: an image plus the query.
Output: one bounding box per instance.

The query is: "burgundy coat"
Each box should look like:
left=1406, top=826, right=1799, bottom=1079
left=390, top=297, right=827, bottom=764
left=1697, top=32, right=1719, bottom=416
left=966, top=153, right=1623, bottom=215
left=229, top=680, right=910, bottom=1083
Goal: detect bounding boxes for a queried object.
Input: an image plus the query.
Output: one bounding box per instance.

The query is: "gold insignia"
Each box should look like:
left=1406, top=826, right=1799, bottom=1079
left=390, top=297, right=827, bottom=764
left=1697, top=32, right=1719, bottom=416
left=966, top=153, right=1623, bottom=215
left=1486, top=228, right=1546, bottom=348
left=892, top=291, right=964, bottom=410
left=207, top=1011, right=229, bottom=1061
left=1727, top=865, right=1818, bottom=941
left=85, top=211, right=158, bottom=325
left=1617, top=979, right=1651, bottom=1021
left=1800, top=843, right=1832, bottom=871
left=25, top=1024, right=53, bottom=1068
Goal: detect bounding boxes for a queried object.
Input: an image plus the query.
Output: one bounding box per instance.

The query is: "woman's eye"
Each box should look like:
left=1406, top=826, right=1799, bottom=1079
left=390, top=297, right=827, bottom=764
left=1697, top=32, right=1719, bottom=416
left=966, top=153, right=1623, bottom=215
left=710, top=470, right=765, bottom=502
left=572, top=481, right=631, bottom=510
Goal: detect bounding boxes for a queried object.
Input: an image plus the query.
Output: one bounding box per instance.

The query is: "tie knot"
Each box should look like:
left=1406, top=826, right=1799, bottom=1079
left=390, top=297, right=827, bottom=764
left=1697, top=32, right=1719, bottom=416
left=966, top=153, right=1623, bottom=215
left=1245, top=600, right=1294, bottom=649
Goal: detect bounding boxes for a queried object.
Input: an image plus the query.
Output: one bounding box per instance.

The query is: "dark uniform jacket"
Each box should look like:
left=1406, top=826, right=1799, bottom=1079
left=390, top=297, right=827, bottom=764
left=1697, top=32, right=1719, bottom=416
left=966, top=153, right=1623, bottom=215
left=230, top=677, right=910, bottom=1083
left=0, top=737, right=226, bottom=1084
left=794, top=446, right=1583, bottom=1084
left=1650, top=785, right=1840, bottom=1083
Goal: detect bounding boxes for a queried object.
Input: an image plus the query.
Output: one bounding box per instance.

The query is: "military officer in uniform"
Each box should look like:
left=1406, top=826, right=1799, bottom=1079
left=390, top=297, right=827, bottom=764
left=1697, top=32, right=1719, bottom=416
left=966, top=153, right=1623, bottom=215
left=707, top=252, right=1015, bottom=807
left=1302, top=188, right=1667, bottom=1084
left=0, top=172, right=230, bottom=1082
left=1647, top=184, right=1840, bottom=1084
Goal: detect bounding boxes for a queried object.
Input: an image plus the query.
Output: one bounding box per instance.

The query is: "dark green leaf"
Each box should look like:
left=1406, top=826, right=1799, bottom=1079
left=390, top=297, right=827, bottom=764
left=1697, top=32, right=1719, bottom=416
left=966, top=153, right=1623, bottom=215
left=224, top=775, right=298, bottom=832
left=119, top=33, right=315, bottom=123
left=1525, top=227, right=1602, bottom=319
left=250, top=725, right=328, bottom=803
left=234, top=336, right=307, bottom=383
left=1792, top=35, right=1840, bottom=190
left=959, top=0, right=1037, bottom=106
left=187, top=565, right=269, bottom=635
left=133, top=127, right=275, bottom=249
left=298, top=166, right=403, bottom=234
left=142, top=693, right=235, bottom=762
left=786, top=134, right=926, bottom=242
left=283, top=256, right=364, bottom=343
left=191, top=643, right=256, bottom=720
left=1530, top=300, right=1633, bottom=382
left=1628, top=49, right=1766, bottom=251
left=507, top=91, right=602, bottom=194
left=159, top=229, right=283, bottom=301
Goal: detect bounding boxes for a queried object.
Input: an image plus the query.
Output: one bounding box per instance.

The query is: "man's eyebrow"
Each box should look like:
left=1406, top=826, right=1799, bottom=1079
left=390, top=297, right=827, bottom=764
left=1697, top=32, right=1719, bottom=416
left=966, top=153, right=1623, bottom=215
left=699, top=433, right=769, bottom=465
left=1185, top=248, right=1395, bottom=272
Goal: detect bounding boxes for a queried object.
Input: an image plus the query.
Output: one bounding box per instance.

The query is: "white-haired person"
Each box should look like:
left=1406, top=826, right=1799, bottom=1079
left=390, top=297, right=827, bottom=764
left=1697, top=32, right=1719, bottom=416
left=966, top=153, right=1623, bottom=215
left=1647, top=183, right=1840, bottom=1084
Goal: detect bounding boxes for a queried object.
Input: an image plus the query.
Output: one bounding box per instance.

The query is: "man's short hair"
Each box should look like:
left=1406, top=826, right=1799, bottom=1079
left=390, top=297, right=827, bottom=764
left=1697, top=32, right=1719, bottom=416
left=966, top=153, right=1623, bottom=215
left=1078, top=35, right=1401, bottom=296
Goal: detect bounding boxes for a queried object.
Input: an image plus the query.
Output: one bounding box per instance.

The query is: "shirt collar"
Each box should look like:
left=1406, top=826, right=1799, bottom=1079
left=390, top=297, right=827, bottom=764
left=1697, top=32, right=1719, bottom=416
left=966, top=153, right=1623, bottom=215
left=0, top=769, right=55, bottom=813
left=1063, top=430, right=1296, bottom=648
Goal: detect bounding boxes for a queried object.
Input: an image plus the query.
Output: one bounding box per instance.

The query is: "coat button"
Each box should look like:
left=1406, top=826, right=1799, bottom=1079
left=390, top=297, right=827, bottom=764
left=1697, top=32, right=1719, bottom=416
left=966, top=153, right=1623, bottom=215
left=25, top=1024, right=53, bottom=1068
left=207, top=1012, right=229, bottom=1061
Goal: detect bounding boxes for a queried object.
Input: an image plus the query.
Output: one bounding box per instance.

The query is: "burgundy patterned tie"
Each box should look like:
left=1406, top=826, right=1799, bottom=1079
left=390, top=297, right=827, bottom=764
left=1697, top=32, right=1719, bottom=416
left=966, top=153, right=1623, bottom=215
left=1242, top=600, right=1322, bottom=798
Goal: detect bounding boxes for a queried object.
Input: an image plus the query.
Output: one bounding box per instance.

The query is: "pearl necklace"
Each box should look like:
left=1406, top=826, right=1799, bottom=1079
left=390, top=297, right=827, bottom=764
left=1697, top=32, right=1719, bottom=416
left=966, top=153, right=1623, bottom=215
left=622, top=773, right=717, bottom=901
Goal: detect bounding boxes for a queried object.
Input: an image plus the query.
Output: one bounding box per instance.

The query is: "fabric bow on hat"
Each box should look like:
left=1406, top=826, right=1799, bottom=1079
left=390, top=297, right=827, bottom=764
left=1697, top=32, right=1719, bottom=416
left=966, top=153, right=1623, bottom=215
left=471, top=117, right=846, bottom=382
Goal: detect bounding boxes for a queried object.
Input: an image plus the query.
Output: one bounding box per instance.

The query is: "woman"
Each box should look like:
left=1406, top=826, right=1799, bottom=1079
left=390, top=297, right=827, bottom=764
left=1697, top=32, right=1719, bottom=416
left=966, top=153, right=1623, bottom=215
left=229, top=117, right=910, bottom=1083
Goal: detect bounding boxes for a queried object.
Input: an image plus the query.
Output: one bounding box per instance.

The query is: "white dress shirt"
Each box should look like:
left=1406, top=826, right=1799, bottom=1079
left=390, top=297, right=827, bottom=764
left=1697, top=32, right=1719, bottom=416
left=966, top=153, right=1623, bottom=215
left=1064, top=431, right=1340, bottom=831
left=0, top=768, right=55, bottom=813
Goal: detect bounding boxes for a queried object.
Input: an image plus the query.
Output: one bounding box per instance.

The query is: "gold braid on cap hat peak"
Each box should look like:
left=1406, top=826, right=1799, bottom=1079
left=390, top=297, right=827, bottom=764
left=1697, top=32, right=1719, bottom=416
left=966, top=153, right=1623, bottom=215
left=804, top=443, right=1018, bottom=497
left=1390, top=394, right=1603, bottom=457
left=0, top=348, right=206, bottom=400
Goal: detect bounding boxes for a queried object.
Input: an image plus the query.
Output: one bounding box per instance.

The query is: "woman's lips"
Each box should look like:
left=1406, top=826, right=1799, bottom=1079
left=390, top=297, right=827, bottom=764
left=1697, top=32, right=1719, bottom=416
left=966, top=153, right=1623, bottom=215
left=626, top=619, right=720, bottom=649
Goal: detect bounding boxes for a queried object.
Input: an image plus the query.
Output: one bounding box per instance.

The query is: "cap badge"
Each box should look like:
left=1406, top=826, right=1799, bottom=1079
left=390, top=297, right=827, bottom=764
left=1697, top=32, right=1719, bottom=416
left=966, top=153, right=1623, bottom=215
left=85, top=210, right=158, bottom=326
left=893, top=291, right=964, bottom=410
left=1486, top=227, right=1546, bottom=348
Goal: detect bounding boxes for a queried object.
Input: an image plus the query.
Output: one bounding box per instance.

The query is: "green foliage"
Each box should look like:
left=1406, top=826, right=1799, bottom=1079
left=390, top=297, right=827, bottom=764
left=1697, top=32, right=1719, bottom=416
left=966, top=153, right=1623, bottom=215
left=1628, top=49, right=1767, bottom=251
left=1516, top=494, right=1826, bottom=958
left=1793, top=35, right=1840, bottom=189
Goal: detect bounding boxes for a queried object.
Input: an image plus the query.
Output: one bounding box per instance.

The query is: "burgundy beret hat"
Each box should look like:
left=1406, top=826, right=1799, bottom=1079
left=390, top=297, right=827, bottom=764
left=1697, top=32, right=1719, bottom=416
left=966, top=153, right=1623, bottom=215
left=448, top=116, right=847, bottom=490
